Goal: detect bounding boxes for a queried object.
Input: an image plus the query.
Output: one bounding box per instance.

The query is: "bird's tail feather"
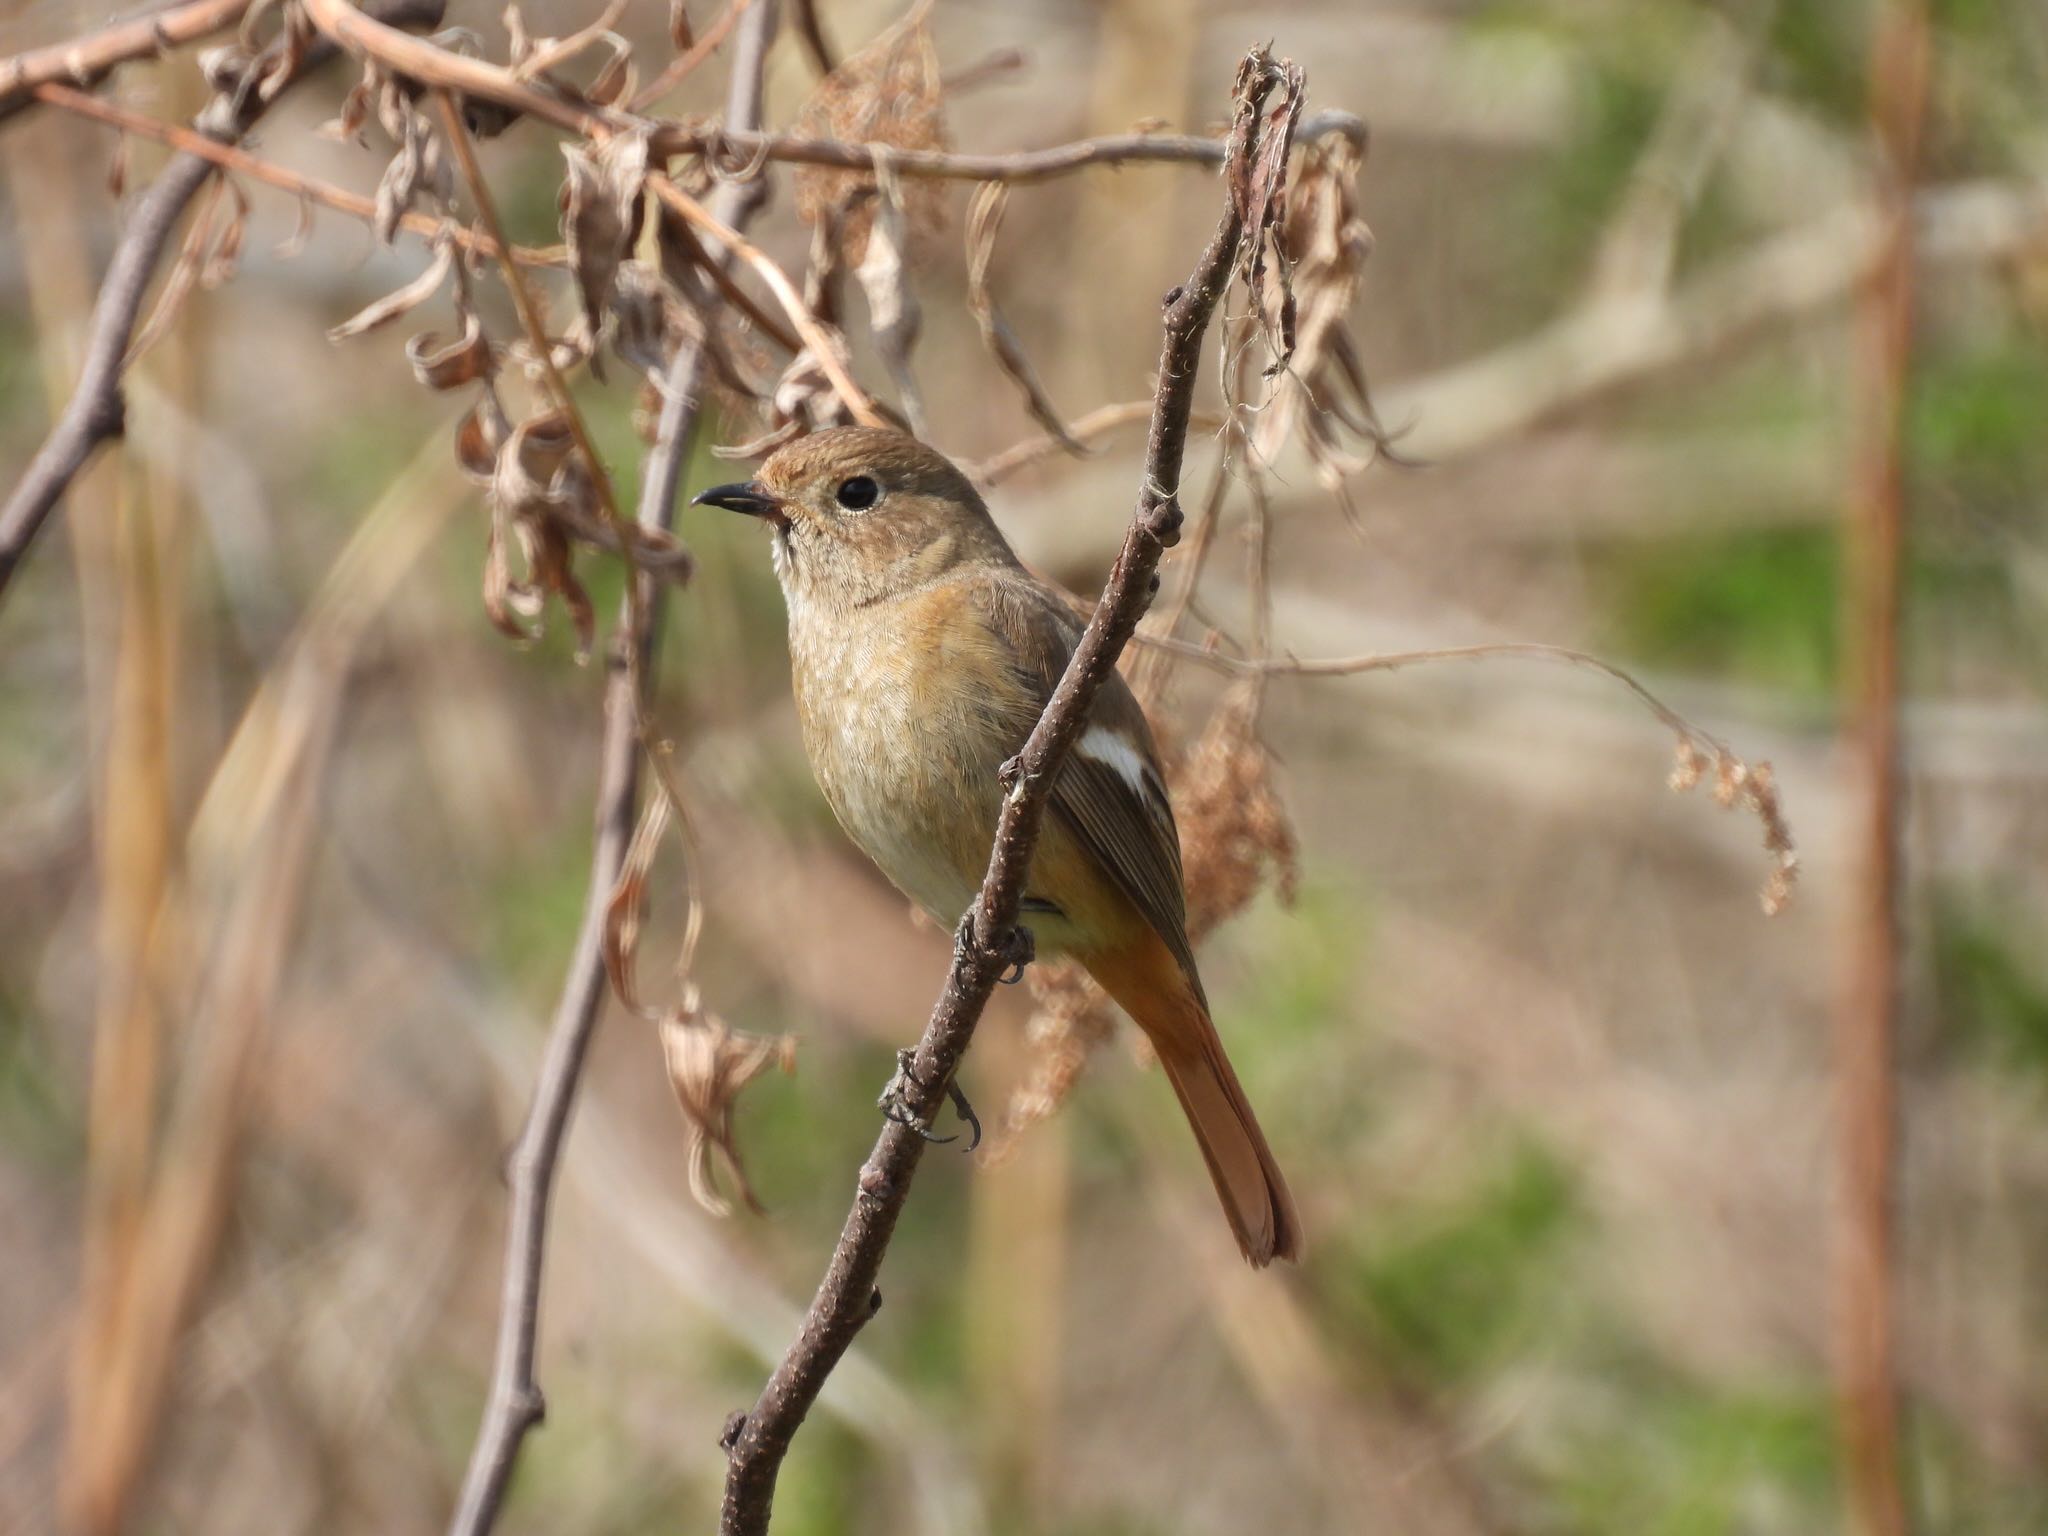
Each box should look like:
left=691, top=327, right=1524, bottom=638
left=1087, top=938, right=1301, bottom=1266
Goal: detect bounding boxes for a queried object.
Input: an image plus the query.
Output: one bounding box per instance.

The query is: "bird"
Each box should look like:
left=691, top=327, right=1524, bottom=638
left=694, top=426, right=1301, bottom=1266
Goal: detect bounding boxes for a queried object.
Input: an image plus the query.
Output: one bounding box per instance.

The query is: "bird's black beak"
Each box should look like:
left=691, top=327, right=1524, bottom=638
left=691, top=481, right=782, bottom=519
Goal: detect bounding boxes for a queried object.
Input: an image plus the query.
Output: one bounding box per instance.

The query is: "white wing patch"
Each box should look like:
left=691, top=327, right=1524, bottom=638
left=1079, top=724, right=1156, bottom=803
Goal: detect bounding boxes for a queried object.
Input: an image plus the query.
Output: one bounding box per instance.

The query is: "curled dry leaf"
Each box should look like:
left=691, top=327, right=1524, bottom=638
left=661, top=1011, right=796, bottom=1216
left=482, top=410, right=599, bottom=656
left=328, top=238, right=456, bottom=340
left=792, top=5, right=948, bottom=263
left=1229, top=51, right=1307, bottom=373
left=320, top=73, right=374, bottom=143
left=855, top=156, right=927, bottom=437
left=603, top=779, right=795, bottom=1216
left=560, top=130, right=652, bottom=353
left=1251, top=130, right=1401, bottom=508
left=966, top=181, right=1083, bottom=455
left=375, top=106, right=449, bottom=246
left=405, top=315, right=495, bottom=390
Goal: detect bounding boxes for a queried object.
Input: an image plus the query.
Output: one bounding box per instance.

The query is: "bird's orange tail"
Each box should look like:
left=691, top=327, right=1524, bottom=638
left=1086, top=936, right=1302, bottom=1267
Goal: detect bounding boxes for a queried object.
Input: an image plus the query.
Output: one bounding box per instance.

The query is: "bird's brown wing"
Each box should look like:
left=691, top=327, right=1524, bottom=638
left=971, top=571, right=1200, bottom=988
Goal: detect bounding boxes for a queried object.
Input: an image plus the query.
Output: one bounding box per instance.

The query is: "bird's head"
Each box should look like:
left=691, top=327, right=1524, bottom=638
left=693, top=427, right=1018, bottom=613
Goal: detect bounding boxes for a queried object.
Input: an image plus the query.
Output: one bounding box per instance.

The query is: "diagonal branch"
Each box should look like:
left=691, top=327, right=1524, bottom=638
left=32, top=80, right=564, bottom=265
left=714, top=44, right=1304, bottom=1536
left=0, top=0, right=253, bottom=123
left=0, top=0, right=447, bottom=613
left=441, top=4, right=781, bottom=1534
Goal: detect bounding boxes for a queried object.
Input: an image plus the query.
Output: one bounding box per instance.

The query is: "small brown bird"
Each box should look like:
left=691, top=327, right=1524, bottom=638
left=695, top=427, right=1300, bottom=1265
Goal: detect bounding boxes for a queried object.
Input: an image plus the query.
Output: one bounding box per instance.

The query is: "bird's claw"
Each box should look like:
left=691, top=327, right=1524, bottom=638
left=992, top=920, right=1035, bottom=984
left=877, top=1049, right=981, bottom=1151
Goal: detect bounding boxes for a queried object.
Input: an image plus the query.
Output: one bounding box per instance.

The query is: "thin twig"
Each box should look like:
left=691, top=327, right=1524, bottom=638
left=442, top=3, right=781, bottom=1533
left=715, top=46, right=1302, bottom=1536
left=649, top=174, right=891, bottom=426
left=654, top=112, right=1367, bottom=183
left=966, top=401, right=1226, bottom=486
left=0, top=0, right=253, bottom=122
left=1135, top=635, right=1736, bottom=756
left=290, top=0, right=1373, bottom=189
left=31, top=81, right=564, bottom=267
left=431, top=88, right=623, bottom=532
left=629, top=0, right=756, bottom=110
left=0, top=0, right=447, bottom=611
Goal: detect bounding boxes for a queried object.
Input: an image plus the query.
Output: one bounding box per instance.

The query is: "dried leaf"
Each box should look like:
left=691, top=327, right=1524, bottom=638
left=406, top=316, right=494, bottom=389
left=854, top=157, right=926, bottom=437
left=559, top=130, right=651, bottom=341
left=1231, top=53, right=1306, bottom=371
left=966, top=182, right=1082, bottom=454
left=106, top=135, right=129, bottom=202
left=1249, top=131, right=1401, bottom=489
left=373, top=113, right=427, bottom=245
left=328, top=239, right=455, bottom=340
left=669, top=0, right=694, bottom=50
left=792, top=6, right=947, bottom=263
left=662, top=1012, right=794, bottom=1216
left=603, top=783, right=673, bottom=1016
left=454, top=394, right=507, bottom=479
left=482, top=410, right=598, bottom=656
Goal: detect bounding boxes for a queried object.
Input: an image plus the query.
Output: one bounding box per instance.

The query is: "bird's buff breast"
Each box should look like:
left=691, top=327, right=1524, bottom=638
left=788, top=589, right=1021, bottom=932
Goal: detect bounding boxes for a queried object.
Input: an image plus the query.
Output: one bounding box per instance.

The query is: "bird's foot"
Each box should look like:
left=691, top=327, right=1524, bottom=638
left=877, top=1049, right=981, bottom=1151
left=951, top=907, right=1038, bottom=985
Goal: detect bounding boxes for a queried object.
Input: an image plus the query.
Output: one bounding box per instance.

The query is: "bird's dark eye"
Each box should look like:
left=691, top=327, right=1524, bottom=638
left=834, top=475, right=880, bottom=511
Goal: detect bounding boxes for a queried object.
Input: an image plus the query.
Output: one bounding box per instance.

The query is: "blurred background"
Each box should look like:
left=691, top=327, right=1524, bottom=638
left=3, top=0, right=2047, bottom=1532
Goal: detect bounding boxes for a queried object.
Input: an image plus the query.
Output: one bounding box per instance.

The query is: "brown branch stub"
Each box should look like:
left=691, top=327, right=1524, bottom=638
left=715, top=45, right=1307, bottom=1536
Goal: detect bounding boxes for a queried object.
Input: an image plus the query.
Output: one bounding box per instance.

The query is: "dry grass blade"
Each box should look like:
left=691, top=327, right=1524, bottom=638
left=63, top=427, right=462, bottom=1536
left=965, top=181, right=1083, bottom=454
left=123, top=174, right=226, bottom=366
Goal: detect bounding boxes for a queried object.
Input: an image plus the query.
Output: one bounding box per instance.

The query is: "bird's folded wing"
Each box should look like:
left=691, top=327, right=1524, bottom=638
left=971, top=573, right=1200, bottom=986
